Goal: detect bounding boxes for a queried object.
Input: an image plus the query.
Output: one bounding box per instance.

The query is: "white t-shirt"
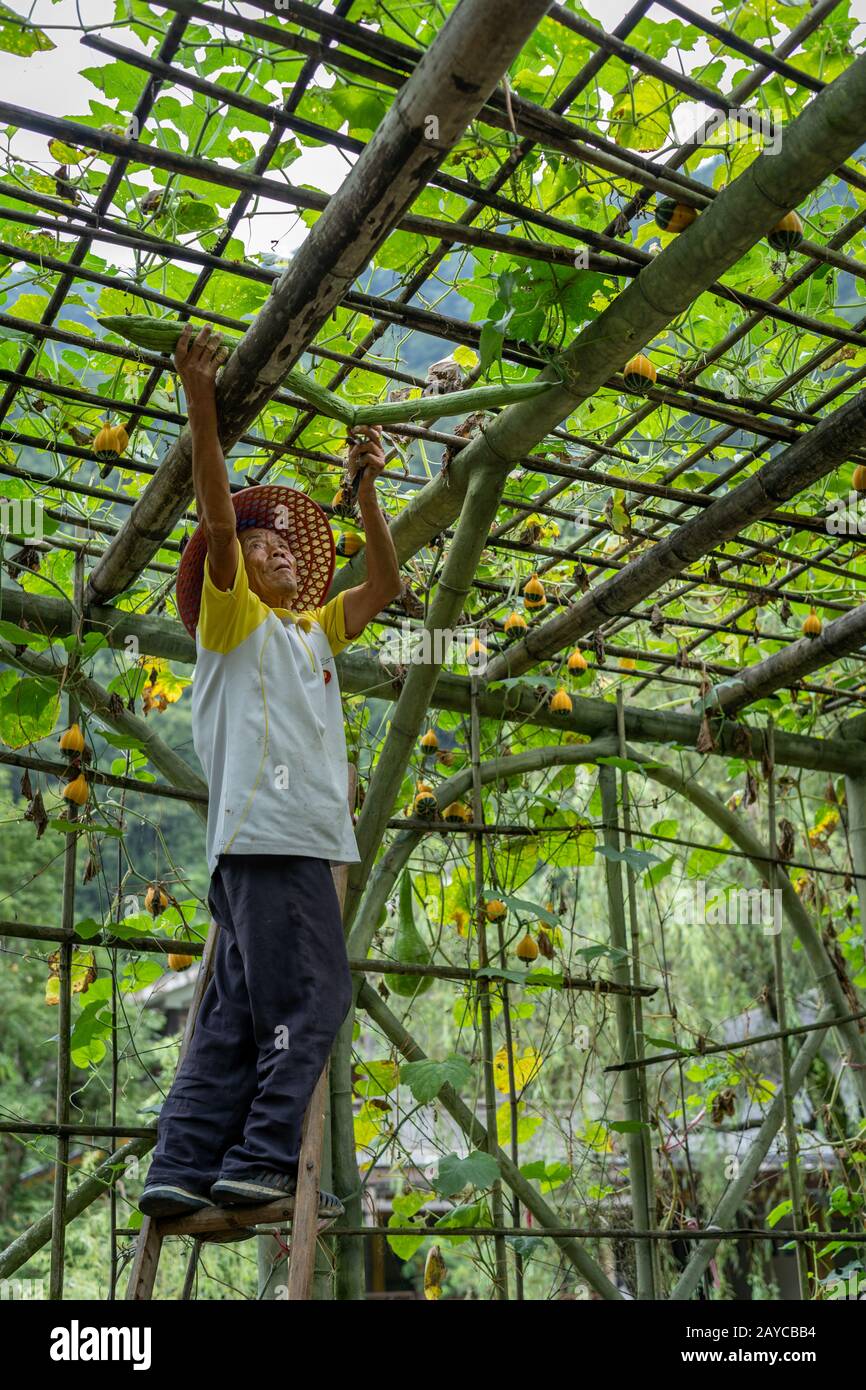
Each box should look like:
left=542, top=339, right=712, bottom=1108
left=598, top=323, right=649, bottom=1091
left=190, top=543, right=361, bottom=875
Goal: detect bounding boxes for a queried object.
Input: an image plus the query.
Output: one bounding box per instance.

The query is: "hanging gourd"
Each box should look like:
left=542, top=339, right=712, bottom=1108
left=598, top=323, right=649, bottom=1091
left=336, top=531, right=363, bottom=557
left=62, top=773, right=89, bottom=805
left=802, top=607, right=822, bottom=638
left=523, top=574, right=546, bottom=610
left=58, top=723, right=85, bottom=753
left=623, top=354, right=657, bottom=393
left=384, top=873, right=434, bottom=998
left=331, top=485, right=357, bottom=519
left=420, top=728, right=438, bottom=754
left=412, top=782, right=438, bottom=820
left=145, top=883, right=169, bottom=915
left=853, top=465, right=866, bottom=493
left=567, top=648, right=587, bottom=673
left=466, top=636, right=487, bottom=664
left=93, top=422, right=129, bottom=462
left=443, top=800, right=470, bottom=824
left=504, top=610, right=527, bottom=638
left=168, top=953, right=194, bottom=971
left=485, top=899, right=508, bottom=923
left=654, top=197, right=697, bottom=233
left=516, top=932, right=539, bottom=965
left=549, top=687, right=573, bottom=715
left=767, top=210, right=803, bottom=253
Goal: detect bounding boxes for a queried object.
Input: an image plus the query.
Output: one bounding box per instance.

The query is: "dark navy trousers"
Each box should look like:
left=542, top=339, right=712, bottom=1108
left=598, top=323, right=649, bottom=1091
left=146, top=853, right=353, bottom=1193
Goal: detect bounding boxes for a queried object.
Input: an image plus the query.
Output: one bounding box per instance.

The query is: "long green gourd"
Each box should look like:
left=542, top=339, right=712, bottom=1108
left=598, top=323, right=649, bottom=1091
left=97, top=315, right=558, bottom=427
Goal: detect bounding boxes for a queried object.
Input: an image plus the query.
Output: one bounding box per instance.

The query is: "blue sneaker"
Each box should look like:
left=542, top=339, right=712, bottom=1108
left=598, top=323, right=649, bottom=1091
left=138, top=1183, right=216, bottom=1218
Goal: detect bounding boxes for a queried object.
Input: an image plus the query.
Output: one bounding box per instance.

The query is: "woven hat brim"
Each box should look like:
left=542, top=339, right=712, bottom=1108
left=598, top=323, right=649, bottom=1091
left=176, top=485, right=335, bottom=638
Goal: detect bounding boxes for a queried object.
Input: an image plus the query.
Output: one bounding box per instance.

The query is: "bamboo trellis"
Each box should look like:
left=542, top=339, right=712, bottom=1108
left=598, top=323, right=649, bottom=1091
left=2, top=0, right=866, bottom=1302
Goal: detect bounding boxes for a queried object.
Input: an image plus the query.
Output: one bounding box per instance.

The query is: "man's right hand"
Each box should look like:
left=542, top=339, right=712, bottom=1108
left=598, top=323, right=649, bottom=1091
left=174, top=323, right=226, bottom=402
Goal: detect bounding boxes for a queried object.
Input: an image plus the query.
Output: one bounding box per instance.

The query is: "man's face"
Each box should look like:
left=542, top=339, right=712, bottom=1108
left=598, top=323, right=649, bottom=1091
left=240, top=527, right=299, bottom=608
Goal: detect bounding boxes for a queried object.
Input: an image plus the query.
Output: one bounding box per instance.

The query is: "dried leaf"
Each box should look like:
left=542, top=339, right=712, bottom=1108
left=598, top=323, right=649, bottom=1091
left=696, top=713, right=717, bottom=753
left=777, top=818, right=795, bottom=862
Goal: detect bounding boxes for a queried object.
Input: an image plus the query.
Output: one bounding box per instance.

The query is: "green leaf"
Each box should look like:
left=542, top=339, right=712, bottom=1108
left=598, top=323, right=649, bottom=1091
left=401, top=1054, right=472, bottom=1104
left=433, top=1199, right=490, bottom=1244
left=595, top=843, right=661, bottom=875
left=387, top=1189, right=429, bottom=1260
left=0, top=4, right=54, bottom=57
left=0, top=672, right=60, bottom=748
left=499, top=894, right=559, bottom=927
left=433, top=1150, right=500, bottom=1197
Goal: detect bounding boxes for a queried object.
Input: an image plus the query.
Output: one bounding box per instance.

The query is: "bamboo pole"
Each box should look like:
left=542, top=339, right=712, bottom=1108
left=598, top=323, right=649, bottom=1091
left=615, top=690, right=659, bottom=1296
left=669, top=1004, right=834, bottom=1301
left=98, top=316, right=553, bottom=425
left=842, top=770, right=866, bottom=963
left=598, top=764, right=655, bottom=1300
left=343, top=462, right=509, bottom=928
left=48, top=552, right=84, bottom=1301
left=0, top=1138, right=154, bottom=1280
left=0, top=640, right=209, bottom=821
left=706, top=601, right=866, bottom=717
left=630, top=750, right=866, bottom=1113
left=346, top=737, right=866, bottom=1116
left=766, top=721, right=810, bottom=1299
left=469, top=674, right=509, bottom=1298
left=356, top=980, right=626, bottom=1300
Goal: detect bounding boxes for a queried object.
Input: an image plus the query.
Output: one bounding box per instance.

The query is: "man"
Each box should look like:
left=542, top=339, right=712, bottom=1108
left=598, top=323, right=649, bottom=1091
left=139, top=323, right=401, bottom=1219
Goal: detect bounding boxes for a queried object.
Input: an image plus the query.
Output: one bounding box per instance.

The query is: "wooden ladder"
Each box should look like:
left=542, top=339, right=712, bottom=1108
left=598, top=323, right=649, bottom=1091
left=127, top=774, right=356, bottom=1300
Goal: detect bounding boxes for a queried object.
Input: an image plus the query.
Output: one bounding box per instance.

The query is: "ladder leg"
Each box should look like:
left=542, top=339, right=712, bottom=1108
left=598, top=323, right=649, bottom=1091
left=285, top=776, right=356, bottom=1301
left=126, top=1215, right=163, bottom=1300
left=285, top=1061, right=331, bottom=1300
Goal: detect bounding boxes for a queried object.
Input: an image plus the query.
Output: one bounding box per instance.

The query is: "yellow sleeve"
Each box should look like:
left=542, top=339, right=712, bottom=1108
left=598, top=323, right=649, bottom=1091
left=198, top=538, right=268, bottom=654
left=308, top=590, right=351, bottom=656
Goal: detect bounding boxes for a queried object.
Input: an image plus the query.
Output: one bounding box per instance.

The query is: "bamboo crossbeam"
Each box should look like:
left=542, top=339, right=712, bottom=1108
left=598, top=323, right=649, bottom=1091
left=97, top=316, right=555, bottom=426
left=487, top=389, right=866, bottom=681
left=4, top=588, right=865, bottom=773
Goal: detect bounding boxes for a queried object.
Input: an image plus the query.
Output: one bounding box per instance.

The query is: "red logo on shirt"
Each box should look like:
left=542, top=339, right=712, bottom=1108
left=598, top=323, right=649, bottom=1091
left=323, top=669, right=332, bottom=684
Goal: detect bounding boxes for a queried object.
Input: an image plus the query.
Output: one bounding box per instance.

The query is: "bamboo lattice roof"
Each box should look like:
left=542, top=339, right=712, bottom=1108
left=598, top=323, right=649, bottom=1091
left=1, top=0, right=866, bottom=746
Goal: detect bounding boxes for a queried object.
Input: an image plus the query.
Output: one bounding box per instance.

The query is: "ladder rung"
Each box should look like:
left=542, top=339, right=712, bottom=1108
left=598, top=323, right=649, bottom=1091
left=158, top=1196, right=296, bottom=1238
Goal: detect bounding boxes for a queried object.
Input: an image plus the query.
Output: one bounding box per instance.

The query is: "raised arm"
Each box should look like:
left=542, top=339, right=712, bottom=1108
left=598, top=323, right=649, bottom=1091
left=342, top=425, right=401, bottom=639
left=174, top=323, right=237, bottom=592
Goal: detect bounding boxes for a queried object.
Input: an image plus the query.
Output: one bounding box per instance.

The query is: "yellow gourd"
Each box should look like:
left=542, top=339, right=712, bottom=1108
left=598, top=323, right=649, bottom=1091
left=93, top=422, right=129, bottom=461
left=549, top=687, right=573, bottom=715
left=412, top=783, right=438, bottom=819
left=336, top=531, right=363, bottom=556
left=420, top=728, right=438, bottom=753
left=62, top=773, right=89, bottom=805
left=504, top=610, right=527, bottom=637
left=523, top=574, right=546, bottom=610
left=623, top=354, right=656, bottom=392
left=516, top=932, right=539, bottom=964
left=485, top=899, right=507, bottom=923
left=802, top=608, right=822, bottom=638
left=59, top=723, right=85, bottom=753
